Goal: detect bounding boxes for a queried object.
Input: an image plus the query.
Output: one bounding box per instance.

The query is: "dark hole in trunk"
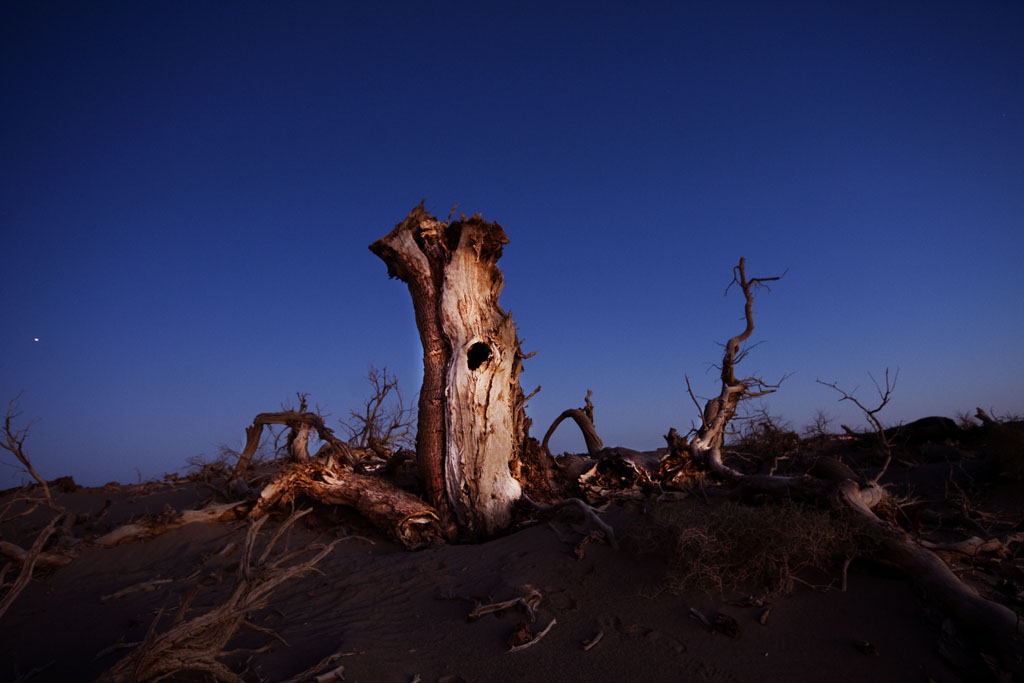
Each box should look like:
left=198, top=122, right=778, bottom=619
left=467, top=342, right=492, bottom=370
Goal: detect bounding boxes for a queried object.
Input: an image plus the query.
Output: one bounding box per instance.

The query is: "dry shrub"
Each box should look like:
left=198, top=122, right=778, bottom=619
left=983, top=419, right=1024, bottom=481
left=658, top=500, right=864, bottom=598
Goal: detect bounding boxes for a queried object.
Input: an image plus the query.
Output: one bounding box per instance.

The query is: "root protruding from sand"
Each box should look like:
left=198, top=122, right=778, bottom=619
left=521, top=495, right=618, bottom=551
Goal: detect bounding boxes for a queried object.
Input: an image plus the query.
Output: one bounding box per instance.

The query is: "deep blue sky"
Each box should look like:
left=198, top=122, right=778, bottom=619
left=2, top=1, right=1022, bottom=487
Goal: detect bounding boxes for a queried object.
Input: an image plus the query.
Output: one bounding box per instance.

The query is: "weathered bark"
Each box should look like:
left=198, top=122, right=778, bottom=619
left=251, top=460, right=443, bottom=550
left=371, top=204, right=529, bottom=538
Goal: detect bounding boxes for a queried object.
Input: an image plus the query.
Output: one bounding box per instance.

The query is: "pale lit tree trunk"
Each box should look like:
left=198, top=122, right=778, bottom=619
left=371, top=204, right=528, bottom=538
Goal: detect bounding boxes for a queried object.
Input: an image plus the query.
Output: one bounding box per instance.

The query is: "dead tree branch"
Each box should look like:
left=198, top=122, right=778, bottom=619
left=0, top=538, right=73, bottom=570
left=93, top=501, right=247, bottom=547
left=97, top=509, right=338, bottom=683
left=0, top=512, right=65, bottom=620
left=687, top=258, right=785, bottom=479
left=816, top=369, right=898, bottom=484
left=2, top=393, right=53, bottom=507
left=340, top=366, right=415, bottom=460
left=521, top=494, right=618, bottom=550
left=541, top=391, right=604, bottom=457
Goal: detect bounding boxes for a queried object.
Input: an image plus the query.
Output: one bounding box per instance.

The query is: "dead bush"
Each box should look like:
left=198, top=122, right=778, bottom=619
left=657, top=500, right=866, bottom=598
left=340, top=366, right=415, bottom=460
left=728, top=408, right=801, bottom=475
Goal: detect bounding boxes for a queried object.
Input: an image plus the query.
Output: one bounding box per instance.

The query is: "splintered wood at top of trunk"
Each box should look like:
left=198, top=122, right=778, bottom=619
left=371, top=205, right=527, bottom=539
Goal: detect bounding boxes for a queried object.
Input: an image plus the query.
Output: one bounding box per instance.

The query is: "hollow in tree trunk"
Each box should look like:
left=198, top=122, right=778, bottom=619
left=371, top=204, right=529, bottom=539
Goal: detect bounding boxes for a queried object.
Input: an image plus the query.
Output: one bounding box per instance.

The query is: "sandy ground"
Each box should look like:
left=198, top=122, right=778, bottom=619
left=0, top=479, right=972, bottom=683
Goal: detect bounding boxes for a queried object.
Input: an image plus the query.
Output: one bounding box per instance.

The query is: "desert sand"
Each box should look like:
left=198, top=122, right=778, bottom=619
left=0, top=475, right=973, bottom=682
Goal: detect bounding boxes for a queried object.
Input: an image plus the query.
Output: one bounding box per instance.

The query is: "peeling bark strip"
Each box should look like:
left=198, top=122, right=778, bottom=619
left=371, top=204, right=528, bottom=537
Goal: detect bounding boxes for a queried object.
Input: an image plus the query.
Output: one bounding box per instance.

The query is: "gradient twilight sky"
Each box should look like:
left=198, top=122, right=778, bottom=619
left=2, top=1, right=1022, bottom=488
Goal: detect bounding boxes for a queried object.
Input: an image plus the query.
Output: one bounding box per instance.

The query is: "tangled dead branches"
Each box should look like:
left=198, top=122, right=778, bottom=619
left=97, top=509, right=338, bottom=682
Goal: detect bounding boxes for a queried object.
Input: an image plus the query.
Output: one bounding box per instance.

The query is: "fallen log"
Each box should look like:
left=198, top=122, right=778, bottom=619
left=251, top=460, right=442, bottom=550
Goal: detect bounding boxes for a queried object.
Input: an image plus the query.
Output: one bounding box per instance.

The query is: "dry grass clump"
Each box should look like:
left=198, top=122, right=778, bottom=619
left=658, top=500, right=865, bottom=598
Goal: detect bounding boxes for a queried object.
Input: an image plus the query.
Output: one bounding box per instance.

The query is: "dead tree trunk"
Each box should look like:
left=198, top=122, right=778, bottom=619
left=688, top=258, right=782, bottom=478
left=371, top=204, right=529, bottom=538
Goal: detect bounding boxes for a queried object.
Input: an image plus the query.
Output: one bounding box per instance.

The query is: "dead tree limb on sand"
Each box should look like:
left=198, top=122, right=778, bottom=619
left=521, top=495, right=618, bottom=550
left=93, top=501, right=248, bottom=548
left=541, top=390, right=604, bottom=458
left=0, top=537, right=73, bottom=570
left=371, top=204, right=531, bottom=538
left=919, top=532, right=1024, bottom=557
left=97, top=509, right=338, bottom=683
left=250, top=459, right=442, bottom=550
left=0, top=512, right=65, bottom=620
